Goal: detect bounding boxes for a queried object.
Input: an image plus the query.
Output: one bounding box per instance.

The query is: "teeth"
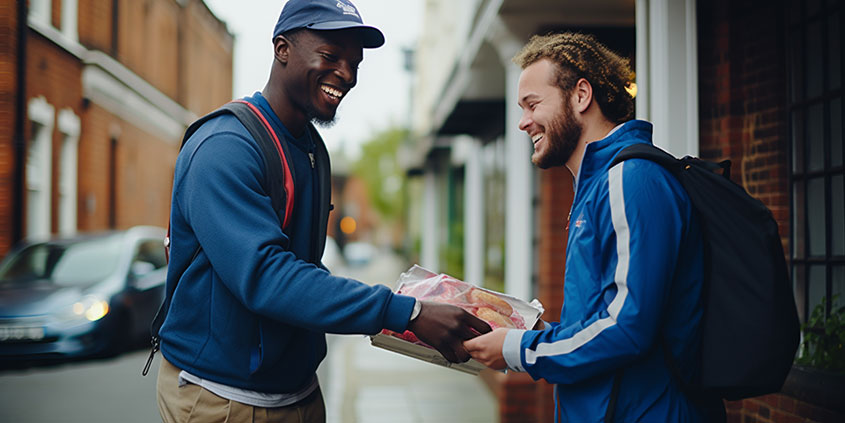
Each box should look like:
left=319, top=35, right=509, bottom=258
left=321, top=85, right=343, bottom=98
left=531, top=133, right=544, bottom=143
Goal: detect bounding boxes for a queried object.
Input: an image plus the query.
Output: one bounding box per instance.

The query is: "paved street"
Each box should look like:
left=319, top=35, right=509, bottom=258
left=0, top=248, right=498, bottom=423
left=0, top=350, right=162, bottom=423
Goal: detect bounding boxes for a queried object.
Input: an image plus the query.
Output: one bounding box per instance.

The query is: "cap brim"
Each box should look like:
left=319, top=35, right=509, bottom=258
left=306, top=21, right=385, bottom=48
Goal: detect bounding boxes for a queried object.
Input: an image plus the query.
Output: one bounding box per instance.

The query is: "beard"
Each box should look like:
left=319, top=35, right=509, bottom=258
left=532, top=100, right=582, bottom=169
left=305, top=103, right=338, bottom=128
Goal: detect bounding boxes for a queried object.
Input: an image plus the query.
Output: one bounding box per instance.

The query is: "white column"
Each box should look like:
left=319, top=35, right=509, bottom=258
left=635, top=0, right=650, bottom=121
left=645, top=0, right=699, bottom=157
left=503, top=60, right=534, bottom=301
left=26, top=96, right=55, bottom=240
left=489, top=17, right=534, bottom=301
left=463, top=138, right=485, bottom=286
left=58, top=108, right=81, bottom=236
left=420, top=167, right=440, bottom=272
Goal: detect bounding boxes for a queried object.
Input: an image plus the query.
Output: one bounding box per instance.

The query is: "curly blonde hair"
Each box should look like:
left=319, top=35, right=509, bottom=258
left=513, top=32, right=635, bottom=124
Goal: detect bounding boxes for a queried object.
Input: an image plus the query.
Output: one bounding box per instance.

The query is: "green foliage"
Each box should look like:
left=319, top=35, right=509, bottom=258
left=351, top=127, right=409, bottom=224
left=796, top=295, right=845, bottom=374
left=441, top=221, right=464, bottom=281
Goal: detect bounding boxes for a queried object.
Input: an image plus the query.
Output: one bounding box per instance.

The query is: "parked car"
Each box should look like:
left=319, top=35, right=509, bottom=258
left=0, top=226, right=167, bottom=363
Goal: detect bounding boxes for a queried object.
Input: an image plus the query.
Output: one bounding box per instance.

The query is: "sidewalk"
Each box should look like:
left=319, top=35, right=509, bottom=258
left=319, top=334, right=498, bottom=423
left=319, top=249, right=499, bottom=423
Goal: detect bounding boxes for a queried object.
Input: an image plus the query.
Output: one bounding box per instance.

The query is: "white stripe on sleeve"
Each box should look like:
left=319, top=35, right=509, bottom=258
left=524, top=163, right=630, bottom=365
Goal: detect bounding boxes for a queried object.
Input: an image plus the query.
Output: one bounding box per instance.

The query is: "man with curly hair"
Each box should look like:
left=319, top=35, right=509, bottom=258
left=465, top=32, right=725, bottom=422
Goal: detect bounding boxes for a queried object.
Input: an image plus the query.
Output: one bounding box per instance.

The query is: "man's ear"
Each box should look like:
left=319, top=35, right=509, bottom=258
left=274, top=35, right=291, bottom=65
left=572, top=78, right=593, bottom=114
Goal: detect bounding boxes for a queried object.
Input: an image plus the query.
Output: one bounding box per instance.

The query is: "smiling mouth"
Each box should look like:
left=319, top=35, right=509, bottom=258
left=531, top=133, right=544, bottom=145
left=321, top=84, right=344, bottom=101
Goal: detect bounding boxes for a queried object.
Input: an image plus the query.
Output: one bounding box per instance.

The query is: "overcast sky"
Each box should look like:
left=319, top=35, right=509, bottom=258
left=203, top=0, right=423, bottom=160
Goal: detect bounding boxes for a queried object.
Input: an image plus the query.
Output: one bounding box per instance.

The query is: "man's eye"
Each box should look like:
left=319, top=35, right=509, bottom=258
left=321, top=53, right=338, bottom=62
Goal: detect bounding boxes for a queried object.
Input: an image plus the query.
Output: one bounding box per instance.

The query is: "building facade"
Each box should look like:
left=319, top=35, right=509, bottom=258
left=405, top=0, right=842, bottom=421
left=0, top=0, right=233, bottom=257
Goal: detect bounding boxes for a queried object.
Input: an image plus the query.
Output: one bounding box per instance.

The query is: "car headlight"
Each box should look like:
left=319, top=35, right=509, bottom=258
left=56, top=295, right=110, bottom=323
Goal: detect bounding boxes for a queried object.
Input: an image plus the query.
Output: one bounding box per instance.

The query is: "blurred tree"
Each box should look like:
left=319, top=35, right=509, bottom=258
left=351, top=127, right=409, bottom=230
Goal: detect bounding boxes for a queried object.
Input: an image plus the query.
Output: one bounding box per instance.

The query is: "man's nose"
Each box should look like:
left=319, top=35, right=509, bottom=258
left=336, top=62, right=357, bottom=89
left=518, top=112, right=532, bottom=132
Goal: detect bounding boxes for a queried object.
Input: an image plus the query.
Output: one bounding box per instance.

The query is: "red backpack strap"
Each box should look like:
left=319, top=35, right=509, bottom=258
left=230, top=100, right=295, bottom=230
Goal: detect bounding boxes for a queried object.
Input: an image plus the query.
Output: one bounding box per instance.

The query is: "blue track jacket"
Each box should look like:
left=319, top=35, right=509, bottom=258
left=159, top=94, right=415, bottom=394
left=503, top=120, right=707, bottom=422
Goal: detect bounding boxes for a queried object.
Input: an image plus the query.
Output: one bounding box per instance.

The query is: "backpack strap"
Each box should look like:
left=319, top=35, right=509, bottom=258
left=610, top=143, right=731, bottom=181
left=144, top=100, right=294, bottom=376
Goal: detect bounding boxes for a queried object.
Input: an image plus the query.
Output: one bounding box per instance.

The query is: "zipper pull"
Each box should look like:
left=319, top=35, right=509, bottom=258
left=308, top=152, right=315, bottom=168
left=142, top=336, right=160, bottom=376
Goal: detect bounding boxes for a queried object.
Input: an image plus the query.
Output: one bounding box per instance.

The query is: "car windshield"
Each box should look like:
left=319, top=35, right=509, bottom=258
left=0, top=234, right=125, bottom=287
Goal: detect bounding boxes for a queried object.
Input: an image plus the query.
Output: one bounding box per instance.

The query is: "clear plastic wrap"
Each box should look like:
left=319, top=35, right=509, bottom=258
left=380, top=265, right=542, bottom=347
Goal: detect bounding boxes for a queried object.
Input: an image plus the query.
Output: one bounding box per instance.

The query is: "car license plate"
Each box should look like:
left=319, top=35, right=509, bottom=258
left=0, top=325, right=45, bottom=342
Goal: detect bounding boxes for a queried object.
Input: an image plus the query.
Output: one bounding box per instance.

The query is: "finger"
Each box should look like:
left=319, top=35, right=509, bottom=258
left=454, top=345, right=470, bottom=363
left=458, top=325, right=483, bottom=341
left=463, top=338, right=478, bottom=352
left=437, top=346, right=458, bottom=363
left=466, top=314, right=493, bottom=334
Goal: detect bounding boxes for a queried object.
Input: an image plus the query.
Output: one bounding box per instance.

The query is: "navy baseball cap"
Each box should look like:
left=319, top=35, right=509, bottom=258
left=273, top=0, right=385, bottom=48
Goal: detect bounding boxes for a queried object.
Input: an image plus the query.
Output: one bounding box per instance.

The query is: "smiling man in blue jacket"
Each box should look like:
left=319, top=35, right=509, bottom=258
left=464, top=33, right=725, bottom=422
left=155, top=1, right=490, bottom=422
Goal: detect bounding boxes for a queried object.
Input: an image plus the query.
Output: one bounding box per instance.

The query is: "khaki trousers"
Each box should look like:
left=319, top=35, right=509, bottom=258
left=156, top=357, right=326, bottom=423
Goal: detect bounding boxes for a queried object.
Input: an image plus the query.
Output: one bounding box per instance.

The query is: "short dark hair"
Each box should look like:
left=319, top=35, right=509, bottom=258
left=513, top=32, right=635, bottom=124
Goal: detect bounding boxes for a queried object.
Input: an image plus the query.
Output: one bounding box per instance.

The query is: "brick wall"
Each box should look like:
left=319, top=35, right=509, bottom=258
left=78, top=0, right=115, bottom=54
left=697, top=0, right=790, bottom=248
left=115, top=0, right=181, bottom=102
left=180, top=0, right=234, bottom=115
left=726, top=394, right=845, bottom=423
left=697, top=0, right=844, bottom=422
left=77, top=103, right=177, bottom=231
left=0, top=0, right=233, bottom=256
left=486, top=162, right=573, bottom=422
left=25, top=31, right=84, bottom=237
left=0, top=1, right=19, bottom=256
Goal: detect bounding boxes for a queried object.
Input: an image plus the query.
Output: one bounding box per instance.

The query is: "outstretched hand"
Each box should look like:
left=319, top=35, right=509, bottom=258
left=408, top=301, right=492, bottom=363
left=463, top=327, right=510, bottom=370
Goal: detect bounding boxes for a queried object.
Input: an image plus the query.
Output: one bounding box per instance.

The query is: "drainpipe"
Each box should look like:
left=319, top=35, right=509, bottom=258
left=12, top=0, right=28, bottom=245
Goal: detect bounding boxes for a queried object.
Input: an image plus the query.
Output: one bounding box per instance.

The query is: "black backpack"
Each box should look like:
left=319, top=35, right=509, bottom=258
left=143, top=100, right=295, bottom=376
left=610, top=143, right=801, bottom=400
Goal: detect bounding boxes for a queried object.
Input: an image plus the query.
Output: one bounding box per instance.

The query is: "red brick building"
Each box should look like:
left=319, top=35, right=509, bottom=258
left=0, top=0, right=233, bottom=257
left=408, top=0, right=842, bottom=421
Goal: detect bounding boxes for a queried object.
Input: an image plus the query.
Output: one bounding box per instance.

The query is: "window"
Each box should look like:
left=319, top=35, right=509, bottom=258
left=58, top=109, right=80, bottom=237
left=788, top=0, right=843, bottom=321
left=26, top=97, right=55, bottom=240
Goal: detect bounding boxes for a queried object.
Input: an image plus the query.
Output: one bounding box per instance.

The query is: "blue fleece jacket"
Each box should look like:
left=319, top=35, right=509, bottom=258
left=160, top=93, right=415, bottom=393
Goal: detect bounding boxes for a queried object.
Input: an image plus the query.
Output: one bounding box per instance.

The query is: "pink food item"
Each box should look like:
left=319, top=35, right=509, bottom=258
left=382, top=274, right=526, bottom=345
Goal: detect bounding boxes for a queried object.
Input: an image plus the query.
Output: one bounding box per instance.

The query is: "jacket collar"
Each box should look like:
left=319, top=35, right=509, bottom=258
left=575, top=120, right=654, bottom=189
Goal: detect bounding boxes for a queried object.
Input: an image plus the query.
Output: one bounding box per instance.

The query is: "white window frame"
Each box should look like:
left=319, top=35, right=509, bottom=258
left=61, top=0, right=78, bottom=42
left=29, top=0, right=52, bottom=28
left=26, top=96, right=55, bottom=240
left=57, top=108, right=80, bottom=236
